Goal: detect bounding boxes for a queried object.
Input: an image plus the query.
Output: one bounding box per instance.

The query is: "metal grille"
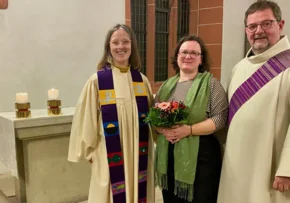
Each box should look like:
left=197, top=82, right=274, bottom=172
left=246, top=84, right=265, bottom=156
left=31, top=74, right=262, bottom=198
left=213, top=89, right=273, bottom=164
left=131, top=0, right=147, bottom=74
left=155, top=0, right=169, bottom=81
left=177, top=0, right=189, bottom=41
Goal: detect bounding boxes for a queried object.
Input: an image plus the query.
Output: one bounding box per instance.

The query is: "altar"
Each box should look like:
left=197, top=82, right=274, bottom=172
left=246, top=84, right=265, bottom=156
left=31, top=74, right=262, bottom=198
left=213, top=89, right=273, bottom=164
left=0, top=108, right=90, bottom=203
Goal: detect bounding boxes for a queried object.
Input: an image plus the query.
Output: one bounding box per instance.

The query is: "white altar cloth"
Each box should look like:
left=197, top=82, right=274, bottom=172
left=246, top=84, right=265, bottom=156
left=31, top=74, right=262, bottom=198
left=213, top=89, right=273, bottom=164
left=0, top=107, right=75, bottom=178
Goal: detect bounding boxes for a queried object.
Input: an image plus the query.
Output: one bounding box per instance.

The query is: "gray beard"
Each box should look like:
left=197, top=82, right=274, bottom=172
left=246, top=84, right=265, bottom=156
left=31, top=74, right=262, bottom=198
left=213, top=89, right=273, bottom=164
left=252, top=41, right=270, bottom=54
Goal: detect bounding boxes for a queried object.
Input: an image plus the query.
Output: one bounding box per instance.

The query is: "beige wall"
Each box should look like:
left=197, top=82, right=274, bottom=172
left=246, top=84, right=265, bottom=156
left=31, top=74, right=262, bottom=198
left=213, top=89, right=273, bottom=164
left=0, top=0, right=125, bottom=112
left=0, top=0, right=125, bottom=174
left=278, top=0, right=290, bottom=36
left=221, top=0, right=290, bottom=88
left=221, top=0, right=255, bottom=88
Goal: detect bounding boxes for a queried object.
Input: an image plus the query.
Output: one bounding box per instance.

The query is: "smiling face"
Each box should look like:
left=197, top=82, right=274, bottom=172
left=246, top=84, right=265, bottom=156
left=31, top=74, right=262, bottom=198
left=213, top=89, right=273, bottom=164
left=246, top=8, right=284, bottom=54
left=109, top=28, right=131, bottom=67
left=177, top=40, right=202, bottom=73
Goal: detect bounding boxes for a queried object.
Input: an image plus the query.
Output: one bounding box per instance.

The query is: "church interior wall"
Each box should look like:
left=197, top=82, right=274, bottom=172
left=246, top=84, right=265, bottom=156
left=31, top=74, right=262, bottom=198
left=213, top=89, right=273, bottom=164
left=0, top=0, right=125, bottom=178
left=0, top=0, right=125, bottom=112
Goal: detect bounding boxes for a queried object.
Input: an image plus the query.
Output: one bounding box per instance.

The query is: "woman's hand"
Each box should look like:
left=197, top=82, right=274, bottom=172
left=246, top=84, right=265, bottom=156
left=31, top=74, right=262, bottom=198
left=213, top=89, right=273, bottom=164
left=155, top=126, right=178, bottom=143
left=154, top=127, right=165, bottom=134
left=163, top=125, right=191, bottom=143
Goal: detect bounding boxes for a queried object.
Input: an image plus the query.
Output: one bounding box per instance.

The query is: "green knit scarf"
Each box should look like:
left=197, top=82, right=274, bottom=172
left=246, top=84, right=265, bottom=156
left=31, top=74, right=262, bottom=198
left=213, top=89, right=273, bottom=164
left=155, top=72, right=212, bottom=202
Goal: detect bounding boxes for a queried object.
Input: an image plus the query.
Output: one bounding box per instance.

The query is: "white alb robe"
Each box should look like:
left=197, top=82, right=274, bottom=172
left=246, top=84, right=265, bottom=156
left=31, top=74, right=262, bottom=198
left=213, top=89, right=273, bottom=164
left=218, top=36, right=290, bottom=203
left=68, top=66, right=155, bottom=203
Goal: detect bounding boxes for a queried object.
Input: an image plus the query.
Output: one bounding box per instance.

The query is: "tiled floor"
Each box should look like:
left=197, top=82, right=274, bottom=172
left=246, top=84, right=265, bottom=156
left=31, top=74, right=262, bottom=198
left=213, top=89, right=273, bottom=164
left=0, top=191, right=17, bottom=203
left=79, top=188, right=163, bottom=203
left=1, top=189, right=163, bottom=203
left=1, top=171, right=164, bottom=203
left=7, top=197, right=18, bottom=203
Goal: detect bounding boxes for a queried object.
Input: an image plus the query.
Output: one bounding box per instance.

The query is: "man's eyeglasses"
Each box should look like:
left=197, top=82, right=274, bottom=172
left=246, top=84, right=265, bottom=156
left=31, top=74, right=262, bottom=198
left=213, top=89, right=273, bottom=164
left=179, top=51, right=202, bottom=58
left=246, top=20, right=277, bottom=33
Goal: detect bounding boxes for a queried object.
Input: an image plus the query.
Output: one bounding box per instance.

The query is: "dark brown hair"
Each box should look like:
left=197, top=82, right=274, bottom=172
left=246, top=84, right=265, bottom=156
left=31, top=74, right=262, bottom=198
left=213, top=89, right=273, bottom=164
left=171, top=35, right=210, bottom=73
left=244, top=1, right=282, bottom=25
left=97, top=24, right=141, bottom=70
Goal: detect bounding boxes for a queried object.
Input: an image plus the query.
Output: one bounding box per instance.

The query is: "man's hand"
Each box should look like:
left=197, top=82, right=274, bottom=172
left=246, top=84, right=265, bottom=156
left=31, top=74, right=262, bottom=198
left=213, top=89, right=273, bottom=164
left=273, top=176, right=290, bottom=192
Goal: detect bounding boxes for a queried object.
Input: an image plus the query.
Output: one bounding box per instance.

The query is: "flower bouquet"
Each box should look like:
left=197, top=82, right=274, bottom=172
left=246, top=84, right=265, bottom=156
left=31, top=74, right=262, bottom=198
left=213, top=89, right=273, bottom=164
left=144, top=101, right=190, bottom=127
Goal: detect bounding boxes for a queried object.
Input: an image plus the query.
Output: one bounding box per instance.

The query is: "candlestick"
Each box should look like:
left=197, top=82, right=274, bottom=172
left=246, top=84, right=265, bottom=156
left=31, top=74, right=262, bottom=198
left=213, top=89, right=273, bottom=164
left=15, top=103, right=31, bottom=118
left=47, top=100, right=62, bottom=116
left=48, top=88, right=59, bottom=100
left=16, top=93, right=28, bottom=104
left=15, top=93, right=31, bottom=118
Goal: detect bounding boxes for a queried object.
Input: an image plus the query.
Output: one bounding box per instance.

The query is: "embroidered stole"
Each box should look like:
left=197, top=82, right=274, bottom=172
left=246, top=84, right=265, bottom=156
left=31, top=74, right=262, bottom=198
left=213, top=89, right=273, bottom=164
left=228, top=49, right=290, bottom=125
left=97, top=67, right=149, bottom=203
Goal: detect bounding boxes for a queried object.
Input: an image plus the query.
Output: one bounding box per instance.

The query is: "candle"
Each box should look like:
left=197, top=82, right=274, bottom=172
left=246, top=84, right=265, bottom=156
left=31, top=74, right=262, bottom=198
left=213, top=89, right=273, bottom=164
left=48, top=88, right=59, bottom=100
left=16, top=93, right=28, bottom=104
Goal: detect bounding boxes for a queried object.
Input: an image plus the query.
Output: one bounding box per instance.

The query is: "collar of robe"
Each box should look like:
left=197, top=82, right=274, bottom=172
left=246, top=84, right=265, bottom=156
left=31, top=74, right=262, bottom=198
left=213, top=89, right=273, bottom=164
left=113, top=64, right=130, bottom=73
left=107, top=59, right=130, bottom=73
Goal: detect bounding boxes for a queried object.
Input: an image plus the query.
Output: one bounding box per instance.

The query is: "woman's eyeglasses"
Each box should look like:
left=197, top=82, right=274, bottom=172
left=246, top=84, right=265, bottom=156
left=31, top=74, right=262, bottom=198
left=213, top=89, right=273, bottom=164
left=179, top=51, right=202, bottom=58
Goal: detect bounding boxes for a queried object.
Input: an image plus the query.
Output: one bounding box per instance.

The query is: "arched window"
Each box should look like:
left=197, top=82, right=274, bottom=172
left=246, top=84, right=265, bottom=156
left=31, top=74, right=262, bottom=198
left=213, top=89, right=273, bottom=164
left=177, top=0, right=189, bottom=41
left=155, top=0, right=169, bottom=81
left=131, top=0, right=147, bottom=74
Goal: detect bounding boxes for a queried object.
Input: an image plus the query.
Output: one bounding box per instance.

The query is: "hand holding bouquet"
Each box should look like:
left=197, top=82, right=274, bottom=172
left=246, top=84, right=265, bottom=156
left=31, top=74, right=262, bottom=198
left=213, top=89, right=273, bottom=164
left=144, top=101, right=189, bottom=127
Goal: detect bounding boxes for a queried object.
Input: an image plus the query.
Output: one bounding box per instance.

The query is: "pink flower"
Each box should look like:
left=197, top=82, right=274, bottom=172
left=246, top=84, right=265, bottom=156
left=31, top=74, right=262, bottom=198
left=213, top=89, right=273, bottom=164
left=158, top=102, right=171, bottom=110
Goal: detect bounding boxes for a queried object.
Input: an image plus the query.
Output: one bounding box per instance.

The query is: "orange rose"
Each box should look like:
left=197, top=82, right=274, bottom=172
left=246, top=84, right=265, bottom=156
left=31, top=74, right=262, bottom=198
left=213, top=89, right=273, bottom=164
left=171, top=102, right=179, bottom=110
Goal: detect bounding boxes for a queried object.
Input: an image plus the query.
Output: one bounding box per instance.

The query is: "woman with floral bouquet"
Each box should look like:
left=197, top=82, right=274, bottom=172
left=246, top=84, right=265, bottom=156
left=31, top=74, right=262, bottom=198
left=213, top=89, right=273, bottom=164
left=153, top=35, right=228, bottom=203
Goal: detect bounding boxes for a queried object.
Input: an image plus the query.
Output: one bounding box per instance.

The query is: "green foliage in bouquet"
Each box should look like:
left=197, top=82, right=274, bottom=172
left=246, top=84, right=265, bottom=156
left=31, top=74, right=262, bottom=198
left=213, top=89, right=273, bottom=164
left=144, top=101, right=190, bottom=127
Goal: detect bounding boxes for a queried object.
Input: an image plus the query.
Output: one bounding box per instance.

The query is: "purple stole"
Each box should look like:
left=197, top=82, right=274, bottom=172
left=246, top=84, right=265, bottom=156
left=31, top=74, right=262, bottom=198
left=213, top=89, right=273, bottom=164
left=228, top=49, right=290, bottom=125
left=97, top=66, right=149, bottom=203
